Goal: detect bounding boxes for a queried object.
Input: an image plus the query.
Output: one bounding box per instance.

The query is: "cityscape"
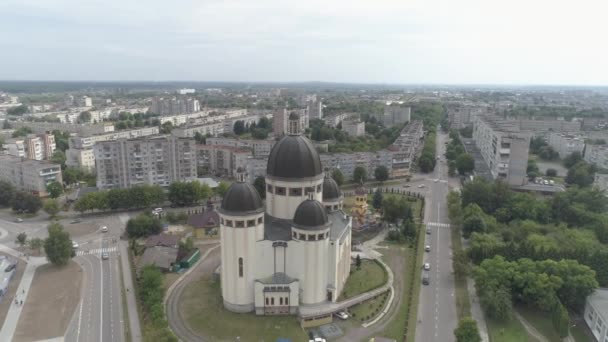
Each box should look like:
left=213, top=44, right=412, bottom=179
left=1, top=1, right=608, bottom=342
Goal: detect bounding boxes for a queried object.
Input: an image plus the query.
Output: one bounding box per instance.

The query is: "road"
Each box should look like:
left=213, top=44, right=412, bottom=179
left=415, top=130, right=458, bottom=342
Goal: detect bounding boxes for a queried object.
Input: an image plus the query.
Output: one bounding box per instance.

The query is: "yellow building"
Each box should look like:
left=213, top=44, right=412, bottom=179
left=351, top=183, right=368, bottom=224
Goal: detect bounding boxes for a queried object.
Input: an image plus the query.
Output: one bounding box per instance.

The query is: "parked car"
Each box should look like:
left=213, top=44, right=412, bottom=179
left=424, top=263, right=431, bottom=271
left=14, top=218, right=23, bottom=223
left=418, top=184, right=425, bottom=188
left=425, top=245, right=431, bottom=252
left=101, top=226, right=108, bottom=233
left=335, top=311, right=349, bottom=320
left=71, top=218, right=82, bottom=224
left=72, top=241, right=79, bottom=249
left=422, top=273, right=430, bottom=285
left=426, top=227, right=431, bottom=235
left=102, top=252, right=109, bottom=260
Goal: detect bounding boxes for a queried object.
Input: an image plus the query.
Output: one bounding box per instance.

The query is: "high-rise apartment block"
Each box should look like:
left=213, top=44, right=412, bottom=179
left=196, top=144, right=250, bottom=178
left=383, top=105, right=411, bottom=127
left=150, top=96, right=200, bottom=115
left=77, top=96, right=93, bottom=107
left=341, top=120, right=365, bottom=137
left=547, top=132, right=586, bottom=158
left=472, top=115, right=531, bottom=186
left=273, top=108, right=287, bottom=136
left=94, top=136, right=196, bottom=189
left=447, top=104, right=488, bottom=129
left=307, top=99, right=323, bottom=120
left=0, top=155, right=62, bottom=196
left=584, top=144, right=608, bottom=169
left=4, top=133, right=56, bottom=160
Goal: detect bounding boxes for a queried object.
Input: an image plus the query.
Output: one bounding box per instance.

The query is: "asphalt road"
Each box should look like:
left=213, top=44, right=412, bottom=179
left=415, top=130, right=458, bottom=342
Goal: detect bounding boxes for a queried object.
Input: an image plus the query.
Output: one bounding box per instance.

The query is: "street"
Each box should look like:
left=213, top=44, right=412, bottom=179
left=415, top=130, right=458, bottom=342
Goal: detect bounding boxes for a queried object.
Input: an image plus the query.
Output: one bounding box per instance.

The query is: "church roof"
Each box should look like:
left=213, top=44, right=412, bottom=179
left=293, top=200, right=329, bottom=230
left=322, top=176, right=342, bottom=201
left=220, top=182, right=264, bottom=216
left=266, top=135, right=323, bottom=179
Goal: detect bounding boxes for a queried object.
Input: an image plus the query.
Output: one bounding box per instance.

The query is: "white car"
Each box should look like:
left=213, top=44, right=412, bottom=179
left=425, top=245, right=431, bottom=252
left=72, top=241, right=79, bottom=249
left=418, top=184, right=425, bottom=188
left=335, top=311, right=349, bottom=320
left=101, top=226, right=108, bottom=233
left=102, top=252, right=109, bottom=260
left=424, top=263, right=431, bottom=271
left=434, top=179, right=439, bottom=183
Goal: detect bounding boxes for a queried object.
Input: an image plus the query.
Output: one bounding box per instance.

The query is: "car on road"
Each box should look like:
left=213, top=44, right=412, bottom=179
left=425, top=245, right=431, bottom=252
left=14, top=218, right=23, bottom=223
left=418, top=184, right=425, bottom=188
left=422, top=272, right=430, bottom=285
left=426, top=227, right=431, bottom=234
left=72, top=241, right=79, bottom=249
left=335, top=311, right=349, bottom=320
left=402, top=184, right=410, bottom=188
left=434, top=178, right=439, bottom=183
left=101, top=252, right=109, bottom=260
left=101, top=226, right=108, bottom=233
left=71, top=218, right=82, bottom=224
left=424, top=263, right=431, bottom=271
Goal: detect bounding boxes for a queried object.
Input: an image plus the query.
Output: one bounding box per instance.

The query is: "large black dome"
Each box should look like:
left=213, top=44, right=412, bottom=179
left=267, top=135, right=323, bottom=179
left=322, top=176, right=341, bottom=201
left=293, top=200, right=329, bottom=230
left=220, top=182, right=264, bottom=215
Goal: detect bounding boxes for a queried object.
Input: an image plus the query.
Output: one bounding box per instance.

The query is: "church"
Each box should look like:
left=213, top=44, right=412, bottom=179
left=218, top=113, right=353, bottom=315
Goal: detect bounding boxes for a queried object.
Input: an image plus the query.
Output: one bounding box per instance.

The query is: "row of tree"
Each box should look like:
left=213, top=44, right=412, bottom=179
left=233, top=117, right=272, bottom=139
left=445, top=130, right=474, bottom=176
left=17, top=223, right=74, bottom=266
left=138, top=265, right=177, bottom=341
left=418, top=130, right=437, bottom=173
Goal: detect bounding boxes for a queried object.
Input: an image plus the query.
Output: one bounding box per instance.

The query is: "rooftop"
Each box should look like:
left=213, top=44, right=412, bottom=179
left=588, top=288, right=608, bottom=319
left=263, top=210, right=351, bottom=242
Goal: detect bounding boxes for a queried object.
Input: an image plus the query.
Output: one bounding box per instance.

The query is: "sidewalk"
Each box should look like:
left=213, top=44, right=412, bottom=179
left=0, top=251, right=47, bottom=342
left=467, top=276, right=489, bottom=342
left=119, top=240, right=142, bottom=342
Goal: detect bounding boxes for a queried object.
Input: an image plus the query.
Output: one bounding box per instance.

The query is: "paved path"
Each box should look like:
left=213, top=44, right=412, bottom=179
left=514, top=311, right=548, bottom=342
left=119, top=240, right=142, bottom=342
left=0, top=244, right=47, bottom=342
left=467, top=277, right=489, bottom=342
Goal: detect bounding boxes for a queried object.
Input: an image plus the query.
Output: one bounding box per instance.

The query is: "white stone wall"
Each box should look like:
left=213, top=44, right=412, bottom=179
left=265, top=177, right=324, bottom=220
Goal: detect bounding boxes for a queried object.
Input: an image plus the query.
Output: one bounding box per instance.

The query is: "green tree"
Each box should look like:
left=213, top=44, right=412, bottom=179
left=454, top=317, right=481, bottom=342
left=15, top=232, right=28, bottom=248
left=563, top=151, right=583, bottom=168
left=160, top=121, right=173, bottom=134
left=565, top=161, right=595, bottom=187
left=50, top=150, right=67, bottom=169
left=251, top=128, right=269, bottom=139
left=12, top=191, right=42, bottom=214
left=7, top=105, right=28, bottom=115
left=46, top=181, right=63, bottom=198
left=462, top=215, right=487, bottom=239
left=52, top=130, right=70, bottom=152
left=382, top=196, right=411, bottom=223
left=28, top=237, right=44, bottom=255
left=43, top=199, right=61, bottom=217
left=44, top=222, right=73, bottom=266
left=253, top=176, right=266, bottom=199
left=374, top=165, right=389, bottom=182
left=552, top=301, right=570, bottom=338
left=331, top=169, right=345, bottom=186
left=0, top=180, right=15, bottom=207
left=353, top=166, right=367, bottom=183
left=456, top=153, right=475, bottom=175
left=126, top=214, right=162, bottom=238
left=233, top=120, right=246, bottom=135
left=12, top=127, right=33, bottom=137
left=418, top=154, right=435, bottom=173
left=546, top=168, right=558, bottom=177
left=372, top=189, right=383, bottom=209
left=215, top=181, right=230, bottom=198
left=355, top=254, right=362, bottom=270
left=78, top=111, right=92, bottom=123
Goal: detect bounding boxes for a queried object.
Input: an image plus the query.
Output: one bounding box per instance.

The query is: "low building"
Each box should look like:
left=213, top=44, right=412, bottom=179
left=547, top=132, right=586, bottom=158
left=171, top=122, right=225, bottom=138
left=342, top=120, right=365, bottom=137
left=139, top=246, right=179, bottom=273
left=145, top=234, right=180, bottom=249
left=206, top=137, right=276, bottom=158
left=196, top=144, right=250, bottom=178
left=585, top=144, right=608, bottom=170
left=584, top=288, right=608, bottom=342
left=0, top=155, right=62, bottom=196
left=10, top=121, right=114, bottom=135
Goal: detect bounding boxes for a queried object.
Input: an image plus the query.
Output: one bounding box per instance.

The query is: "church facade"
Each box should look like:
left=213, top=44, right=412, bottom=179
left=218, top=114, right=352, bottom=315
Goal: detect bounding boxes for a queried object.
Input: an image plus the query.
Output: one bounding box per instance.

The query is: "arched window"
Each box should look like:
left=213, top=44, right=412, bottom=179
left=238, top=257, right=243, bottom=277
left=265, top=297, right=269, bottom=305
left=271, top=297, right=275, bottom=305
left=280, top=297, right=283, bottom=305
left=285, top=297, right=289, bottom=305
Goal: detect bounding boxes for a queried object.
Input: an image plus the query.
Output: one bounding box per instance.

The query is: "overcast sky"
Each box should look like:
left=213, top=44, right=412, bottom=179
left=1, top=0, right=607, bottom=85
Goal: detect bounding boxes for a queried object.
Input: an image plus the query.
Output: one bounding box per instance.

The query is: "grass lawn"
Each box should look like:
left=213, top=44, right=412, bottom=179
left=486, top=317, right=539, bottom=342
left=180, top=275, right=307, bottom=341
left=571, top=324, right=592, bottom=342
left=379, top=245, right=412, bottom=339
left=516, top=305, right=562, bottom=342
left=339, top=260, right=387, bottom=300
left=349, top=291, right=390, bottom=322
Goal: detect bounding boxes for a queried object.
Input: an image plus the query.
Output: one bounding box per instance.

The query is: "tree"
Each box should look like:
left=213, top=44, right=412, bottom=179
left=233, top=120, right=246, bottom=135
left=454, top=317, right=481, bottom=342
left=374, top=165, right=389, bottom=182
left=160, top=121, right=173, bottom=134
left=372, top=189, right=383, bottom=210
left=251, top=128, right=269, bottom=139
left=43, top=199, right=61, bottom=217
left=46, top=181, right=63, bottom=198
left=78, top=111, right=92, bottom=123
left=418, top=154, right=435, bottom=173
left=15, top=232, right=27, bottom=248
left=126, top=214, right=162, bottom=238
left=50, top=150, right=67, bottom=169
left=356, top=254, right=362, bottom=270
left=12, top=191, right=42, bottom=214
left=12, top=127, right=32, bottom=137
left=7, top=104, right=28, bottom=115
left=215, top=181, right=230, bottom=198
left=456, top=153, right=475, bottom=175
left=353, top=166, right=367, bottom=183
left=546, top=168, right=558, bottom=177
left=331, top=169, right=344, bottom=186
left=382, top=196, right=411, bottom=223
left=28, top=237, right=44, bottom=255
left=253, top=176, right=266, bottom=199
left=563, top=152, right=583, bottom=168
left=0, top=181, right=15, bottom=207
left=566, top=161, right=595, bottom=187
left=44, top=222, right=73, bottom=266
left=463, top=215, right=487, bottom=239
left=552, top=301, right=570, bottom=338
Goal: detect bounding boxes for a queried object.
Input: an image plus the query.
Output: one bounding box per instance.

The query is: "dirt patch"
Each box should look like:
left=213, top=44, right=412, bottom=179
left=63, top=222, right=99, bottom=238
left=0, top=254, right=26, bottom=328
left=13, top=261, right=82, bottom=342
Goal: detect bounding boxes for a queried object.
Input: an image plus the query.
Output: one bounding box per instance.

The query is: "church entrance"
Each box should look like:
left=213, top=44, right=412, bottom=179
left=327, top=290, right=333, bottom=302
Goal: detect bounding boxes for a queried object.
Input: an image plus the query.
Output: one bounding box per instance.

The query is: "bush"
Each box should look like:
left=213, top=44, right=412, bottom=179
left=546, top=168, right=558, bottom=177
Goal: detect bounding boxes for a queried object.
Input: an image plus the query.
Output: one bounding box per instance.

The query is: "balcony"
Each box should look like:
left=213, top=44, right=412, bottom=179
left=499, top=148, right=510, bottom=154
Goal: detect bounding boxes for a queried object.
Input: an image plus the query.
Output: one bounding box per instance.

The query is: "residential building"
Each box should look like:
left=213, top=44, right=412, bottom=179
left=547, top=132, right=586, bottom=158
left=178, top=88, right=196, bottom=95
left=273, top=108, right=287, bottom=136
left=4, top=133, right=56, bottom=160
left=10, top=121, right=114, bottom=135
left=64, top=94, right=74, bottom=107
left=342, top=120, right=365, bottom=137
left=389, top=120, right=425, bottom=177
left=158, top=110, right=211, bottom=126
left=594, top=174, right=608, bottom=193
left=584, top=144, right=608, bottom=169
left=320, top=150, right=394, bottom=180
left=307, top=99, right=323, bottom=120
left=223, top=113, right=273, bottom=133
left=583, top=288, right=608, bottom=342
left=77, top=96, right=93, bottom=107
left=196, top=144, right=251, bottom=177
left=323, top=113, right=351, bottom=128
left=150, top=96, right=200, bottom=115
left=171, top=122, right=225, bottom=138
left=383, top=105, right=411, bottom=127
left=447, top=104, right=488, bottom=129
left=206, top=137, right=276, bottom=158
left=472, top=115, right=531, bottom=186
left=245, top=157, right=268, bottom=183
left=0, top=155, right=62, bottom=196
left=94, top=136, right=196, bottom=189
left=515, top=117, right=581, bottom=135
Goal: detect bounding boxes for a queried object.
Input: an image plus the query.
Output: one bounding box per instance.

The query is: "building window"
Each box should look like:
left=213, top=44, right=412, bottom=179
left=285, top=297, right=289, bottom=306
left=292, top=231, right=297, bottom=239
left=305, top=186, right=315, bottom=194
left=316, top=184, right=322, bottom=192
left=247, top=220, right=255, bottom=227
left=275, top=187, right=286, bottom=195
left=326, top=206, right=331, bottom=211
left=289, top=187, right=302, bottom=196
left=220, top=218, right=224, bottom=224
left=265, top=297, right=269, bottom=306
left=308, top=234, right=316, bottom=241
left=318, top=234, right=324, bottom=240
left=271, top=297, right=274, bottom=305
left=225, top=220, right=233, bottom=227
left=235, top=221, right=245, bottom=228
left=258, top=217, right=263, bottom=224
left=238, top=258, right=243, bottom=277
left=279, top=297, right=283, bottom=305
left=333, top=205, right=338, bottom=210
left=299, top=233, right=305, bottom=240
left=267, top=184, right=273, bottom=193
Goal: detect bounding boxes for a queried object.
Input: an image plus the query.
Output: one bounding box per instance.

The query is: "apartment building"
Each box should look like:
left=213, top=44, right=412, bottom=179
left=447, top=104, right=488, bottom=129
left=547, top=132, right=586, bottom=158
left=76, top=96, right=93, bottom=107
left=245, top=157, right=269, bottom=183
left=150, top=96, right=200, bottom=115
left=196, top=144, right=250, bottom=177
left=515, top=118, right=581, bottom=135
left=273, top=108, right=309, bottom=136
left=0, top=155, right=62, bottom=196
left=389, top=120, right=425, bottom=177
left=158, top=110, right=211, bottom=126
left=320, top=150, right=394, bottom=180
left=171, top=122, right=225, bottom=138
left=10, top=121, right=114, bottom=135
left=324, top=113, right=351, bottom=128
left=584, top=144, right=608, bottom=169
left=4, top=133, right=56, bottom=160
left=594, top=174, right=608, bottom=193
left=223, top=113, right=273, bottom=133
left=307, top=99, right=323, bottom=120
left=383, top=105, right=411, bottom=127
left=206, top=137, right=276, bottom=158
left=95, top=136, right=196, bottom=189
left=472, top=115, right=531, bottom=186
left=342, top=120, right=365, bottom=137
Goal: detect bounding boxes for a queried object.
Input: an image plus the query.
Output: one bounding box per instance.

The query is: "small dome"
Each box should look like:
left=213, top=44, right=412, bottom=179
left=293, top=200, right=329, bottom=230
left=322, top=176, right=341, bottom=201
left=220, top=183, right=263, bottom=215
left=354, top=183, right=367, bottom=196
left=266, top=135, right=323, bottom=179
